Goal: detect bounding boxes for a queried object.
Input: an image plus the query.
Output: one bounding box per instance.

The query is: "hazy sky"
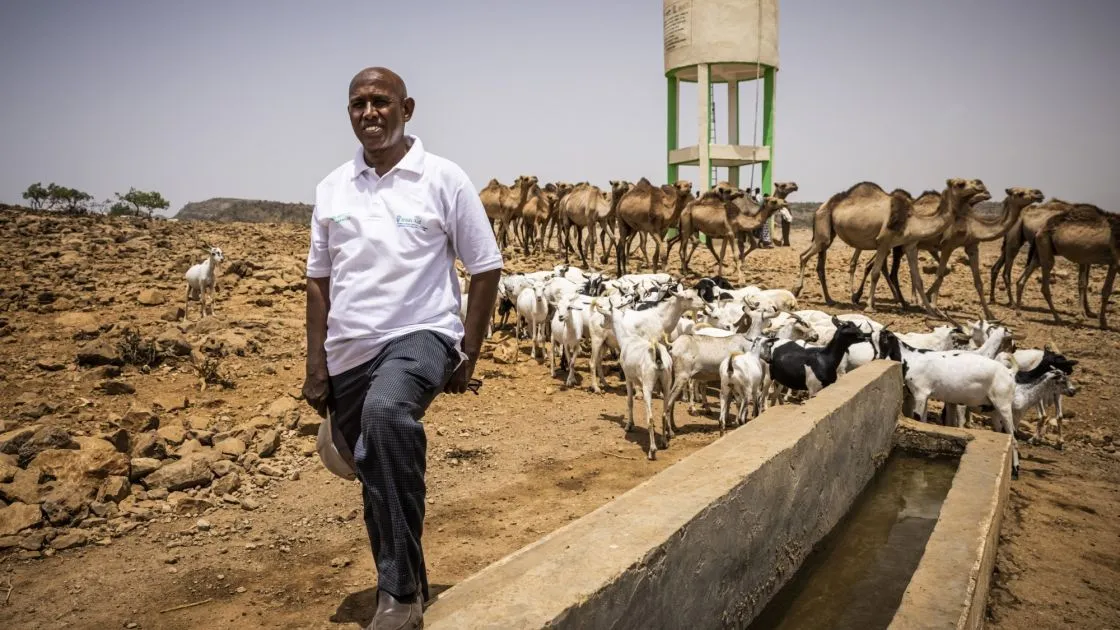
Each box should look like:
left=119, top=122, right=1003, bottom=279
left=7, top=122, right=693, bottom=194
left=1, top=0, right=1117, bottom=214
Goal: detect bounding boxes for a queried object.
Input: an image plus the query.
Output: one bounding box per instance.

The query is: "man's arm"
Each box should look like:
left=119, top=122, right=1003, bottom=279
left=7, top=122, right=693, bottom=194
left=302, top=276, right=331, bottom=415
left=446, top=268, right=500, bottom=394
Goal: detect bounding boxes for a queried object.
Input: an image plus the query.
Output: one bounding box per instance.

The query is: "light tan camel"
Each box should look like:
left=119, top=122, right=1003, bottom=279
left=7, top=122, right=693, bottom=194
left=479, top=178, right=509, bottom=247
left=1015, top=204, right=1120, bottom=329
left=858, top=188, right=1044, bottom=319
left=678, top=190, right=788, bottom=283
left=990, top=199, right=1086, bottom=308
left=793, top=178, right=988, bottom=313
left=614, top=178, right=692, bottom=276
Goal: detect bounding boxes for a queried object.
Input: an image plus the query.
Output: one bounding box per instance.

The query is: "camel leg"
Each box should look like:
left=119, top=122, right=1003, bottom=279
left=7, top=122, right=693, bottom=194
left=1100, top=263, right=1116, bottom=331
left=925, top=244, right=958, bottom=307
left=651, top=233, right=666, bottom=273
left=965, top=243, right=993, bottom=320
left=1039, top=257, right=1060, bottom=324
left=715, top=238, right=728, bottom=278
left=848, top=249, right=862, bottom=304
left=599, top=222, right=618, bottom=265
left=616, top=223, right=630, bottom=276
left=903, top=246, right=936, bottom=314
left=635, top=233, right=650, bottom=266
left=1079, top=264, right=1095, bottom=318
left=793, top=240, right=823, bottom=299
left=866, top=247, right=890, bottom=312
left=586, top=223, right=597, bottom=271
left=1014, top=253, right=1040, bottom=310
left=562, top=223, right=573, bottom=264
left=886, top=247, right=908, bottom=307
left=732, top=231, right=747, bottom=285
left=817, top=247, right=835, bottom=306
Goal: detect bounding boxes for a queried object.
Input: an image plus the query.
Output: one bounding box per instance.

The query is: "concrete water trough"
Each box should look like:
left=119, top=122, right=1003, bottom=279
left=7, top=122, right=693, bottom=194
left=423, top=361, right=1012, bottom=630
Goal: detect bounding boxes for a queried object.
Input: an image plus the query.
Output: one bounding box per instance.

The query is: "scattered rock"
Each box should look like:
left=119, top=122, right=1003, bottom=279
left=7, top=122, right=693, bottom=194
left=255, top=430, right=280, bottom=458
left=0, top=502, right=42, bottom=536
left=156, top=423, right=187, bottom=446
left=76, top=338, right=122, bottom=367
left=137, top=288, right=166, bottom=306
left=267, top=396, right=298, bottom=419
left=142, top=455, right=214, bottom=491
left=50, top=530, right=89, bottom=550
left=296, top=414, right=322, bottom=436
left=129, top=457, right=162, bottom=481
left=98, top=476, right=131, bottom=503
left=121, top=406, right=160, bottom=433
left=216, top=438, right=247, bottom=458
left=98, top=380, right=135, bottom=396
left=240, top=497, right=260, bottom=511
left=17, top=426, right=78, bottom=466
left=212, top=472, right=241, bottom=496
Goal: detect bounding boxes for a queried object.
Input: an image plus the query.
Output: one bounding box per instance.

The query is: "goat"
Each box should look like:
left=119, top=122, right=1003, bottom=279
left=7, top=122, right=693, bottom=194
left=611, top=313, right=674, bottom=460
left=767, top=317, right=870, bottom=398
left=184, top=245, right=225, bottom=320
left=718, top=340, right=768, bottom=435
left=694, top=276, right=734, bottom=303
left=549, top=295, right=587, bottom=387
left=1011, top=368, right=1078, bottom=449
left=877, top=329, right=1022, bottom=478
left=514, top=284, right=550, bottom=360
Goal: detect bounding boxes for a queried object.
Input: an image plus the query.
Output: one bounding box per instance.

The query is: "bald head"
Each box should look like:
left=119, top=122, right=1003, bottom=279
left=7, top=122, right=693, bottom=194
left=349, top=66, right=407, bottom=100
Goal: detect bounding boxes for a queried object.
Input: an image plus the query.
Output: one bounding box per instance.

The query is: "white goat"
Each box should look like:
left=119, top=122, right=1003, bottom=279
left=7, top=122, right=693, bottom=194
left=1015, top=369, right=1077, bottom=448
left=515, top=284, right=550, bottom=360
left=611, top=310, right=674, bottom=460
left=718, top=340, right=768, bottom=434
left=184, top=245, right=225, bottom=319
left=549, top=295, right=587, bottom=387
left=879, top=330, right=1022, bottom=478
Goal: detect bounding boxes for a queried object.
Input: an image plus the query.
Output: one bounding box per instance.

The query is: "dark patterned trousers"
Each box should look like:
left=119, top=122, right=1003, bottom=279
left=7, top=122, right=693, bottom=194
left=329, top=330, right=460, bottom=602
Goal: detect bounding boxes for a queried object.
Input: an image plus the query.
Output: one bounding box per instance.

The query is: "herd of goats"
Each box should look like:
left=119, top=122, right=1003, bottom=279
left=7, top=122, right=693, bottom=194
left=458, top=174, right=1116, bottom=478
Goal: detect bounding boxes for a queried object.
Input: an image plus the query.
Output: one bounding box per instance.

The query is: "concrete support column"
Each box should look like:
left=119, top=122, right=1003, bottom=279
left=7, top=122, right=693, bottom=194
left=666, top=73, right=679, bottom=185
left=727, top=80, right=739, bottom=188
left=697, top=63, right=711, bottom=193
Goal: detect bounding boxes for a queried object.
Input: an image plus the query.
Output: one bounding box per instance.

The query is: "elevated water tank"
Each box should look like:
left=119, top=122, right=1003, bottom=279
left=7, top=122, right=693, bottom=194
left=663, top=0, right=781, bottom=194
left=664, top=0, right=779, bottom=81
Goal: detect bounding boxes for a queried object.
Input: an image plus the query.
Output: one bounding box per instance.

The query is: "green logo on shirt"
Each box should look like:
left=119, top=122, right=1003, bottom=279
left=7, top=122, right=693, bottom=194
left=395, top=215, right=427, bottom=232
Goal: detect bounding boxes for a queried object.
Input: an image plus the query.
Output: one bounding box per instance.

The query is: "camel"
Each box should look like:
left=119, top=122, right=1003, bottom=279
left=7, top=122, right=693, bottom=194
left=558, top=183, right=618, bottom=268
left=519, top=184, right=558, bottom=256
left=497, top=175, right=537, bottom=252
left=678, top=190, right=788, bottom=282
left=856, top=188, right=1044, bottom=319
left=989, top=199, right=1087, bottom=308
left=1014, top=204, right=1120, bottom=329
left=479, top=178, right=508, bottom=245
left=614, top=178, right=692, bottom=276
left=792, top=178, right=989, bottom=313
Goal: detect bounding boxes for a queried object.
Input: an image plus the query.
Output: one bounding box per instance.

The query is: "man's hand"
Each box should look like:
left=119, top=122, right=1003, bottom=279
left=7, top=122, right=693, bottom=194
left=302, top=367, right=330, bottom=417
left=444, top=356, right=476, bottom=394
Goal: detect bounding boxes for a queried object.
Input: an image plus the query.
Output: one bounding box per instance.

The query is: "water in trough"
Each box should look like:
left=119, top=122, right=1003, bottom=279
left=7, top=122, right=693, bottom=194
left=746, top=451, right=959, bottom=630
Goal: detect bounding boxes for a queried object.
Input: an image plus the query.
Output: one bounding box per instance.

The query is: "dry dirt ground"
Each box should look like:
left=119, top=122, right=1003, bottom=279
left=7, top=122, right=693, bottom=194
left=0, top=208, right=1117, bottom=629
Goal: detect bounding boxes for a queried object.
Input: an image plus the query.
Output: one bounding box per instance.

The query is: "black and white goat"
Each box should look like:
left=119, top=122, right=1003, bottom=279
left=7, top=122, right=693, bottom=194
left=766, top=317, right=871, bottom=398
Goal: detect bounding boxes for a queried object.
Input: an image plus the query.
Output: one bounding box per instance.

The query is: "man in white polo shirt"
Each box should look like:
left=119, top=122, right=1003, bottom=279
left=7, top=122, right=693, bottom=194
left=303, top=66, right=502, bottom=630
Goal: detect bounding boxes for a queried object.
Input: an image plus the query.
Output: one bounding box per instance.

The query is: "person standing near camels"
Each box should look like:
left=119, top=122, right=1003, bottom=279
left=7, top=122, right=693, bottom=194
left=302, top=66, right=503, bottom=630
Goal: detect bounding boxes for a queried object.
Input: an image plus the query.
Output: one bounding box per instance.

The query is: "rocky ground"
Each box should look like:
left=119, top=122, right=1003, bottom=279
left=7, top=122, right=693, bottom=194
left=0, top=207, right=1117, bottom=629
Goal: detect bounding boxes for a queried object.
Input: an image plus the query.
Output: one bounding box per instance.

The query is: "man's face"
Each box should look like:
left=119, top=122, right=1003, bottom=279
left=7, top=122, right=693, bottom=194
left=348, top=76, right=413, bottom=153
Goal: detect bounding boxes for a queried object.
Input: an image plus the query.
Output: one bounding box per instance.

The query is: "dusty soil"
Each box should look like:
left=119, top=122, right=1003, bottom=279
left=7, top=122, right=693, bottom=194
left=0, top=209, right=1117, bottom=629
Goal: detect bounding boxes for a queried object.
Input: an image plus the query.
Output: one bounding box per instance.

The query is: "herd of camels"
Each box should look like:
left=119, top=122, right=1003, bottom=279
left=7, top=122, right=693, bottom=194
left=480, top=176, right=1120, bottom=330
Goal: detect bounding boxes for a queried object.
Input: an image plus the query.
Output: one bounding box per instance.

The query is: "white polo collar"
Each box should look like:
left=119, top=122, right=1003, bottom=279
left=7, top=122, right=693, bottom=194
left=351, top=135, right=426, bottom=180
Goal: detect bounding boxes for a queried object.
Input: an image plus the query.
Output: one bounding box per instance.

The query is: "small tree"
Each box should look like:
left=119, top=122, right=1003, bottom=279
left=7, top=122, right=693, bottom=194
left=22, top=183, right=49, bottom=209
left=115, top=187, right=170, bottom=219
left=44, top=183, right=93, bottom=214
left=108, top=201, right=135, bottom=216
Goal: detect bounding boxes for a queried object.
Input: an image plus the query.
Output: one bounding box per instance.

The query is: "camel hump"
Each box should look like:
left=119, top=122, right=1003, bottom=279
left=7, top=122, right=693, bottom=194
left=885, top=190, right=913, bottom=233
left=1045, top=204, right=1109, bottom=232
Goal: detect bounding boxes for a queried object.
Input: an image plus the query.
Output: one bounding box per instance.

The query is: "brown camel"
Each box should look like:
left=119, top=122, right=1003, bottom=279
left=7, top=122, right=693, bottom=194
left=497, top=175, right=536, bottom=252
left=614, top=178, right=692, bottom=276
left=1015, top=204, right=1120, bottom=329
left=792, top=178, right=988, bottom=313
left=858, top=188, right=1044, bottom=319
left=558, top=183, right=618, bottom=268
left=678, top=189, right=787, bottom=283
left=990, top=199, right=1088, bottom=308
left=519, top=184, right=558, bottom=256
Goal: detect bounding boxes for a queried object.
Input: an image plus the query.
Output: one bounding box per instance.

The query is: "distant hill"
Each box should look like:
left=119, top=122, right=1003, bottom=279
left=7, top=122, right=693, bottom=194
left=174, top=198, right=312, bottom=224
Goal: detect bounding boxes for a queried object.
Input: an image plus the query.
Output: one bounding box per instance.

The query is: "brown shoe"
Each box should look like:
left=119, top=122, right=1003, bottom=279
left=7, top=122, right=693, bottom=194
left=367, top=590, right=423, bottom=630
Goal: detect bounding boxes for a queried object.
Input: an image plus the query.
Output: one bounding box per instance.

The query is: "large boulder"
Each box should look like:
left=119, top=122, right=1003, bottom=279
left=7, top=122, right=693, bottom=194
left=142, top=455, right=214, bottom=491
left=0, top=502, right=42, bottom=536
